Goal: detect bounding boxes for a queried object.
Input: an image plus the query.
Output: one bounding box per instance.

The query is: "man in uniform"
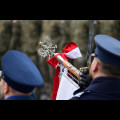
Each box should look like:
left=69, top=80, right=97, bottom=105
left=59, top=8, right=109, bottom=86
left=0, top=50, right=44, bottom=100
left=70, top=34, right=120, bottom=100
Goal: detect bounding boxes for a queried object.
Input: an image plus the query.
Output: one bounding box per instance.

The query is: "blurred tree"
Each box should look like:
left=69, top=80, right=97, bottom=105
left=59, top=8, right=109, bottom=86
left=110, top=20, right=120, bottom=40
left=20, top=20, right=45, bottom=99
left=93, top=20, right=101, bottom=52
left=9, top=20, right=22, bottom=50
left=0, top=20, right=12, bottom=69
left=20, top=20, right=43, bottom=68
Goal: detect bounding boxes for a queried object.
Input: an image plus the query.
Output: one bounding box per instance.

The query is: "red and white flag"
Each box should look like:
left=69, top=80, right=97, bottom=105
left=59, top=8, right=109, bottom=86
left=47, top=41, right=82, bottom=100
left=56, top=71, right=80, bottom=100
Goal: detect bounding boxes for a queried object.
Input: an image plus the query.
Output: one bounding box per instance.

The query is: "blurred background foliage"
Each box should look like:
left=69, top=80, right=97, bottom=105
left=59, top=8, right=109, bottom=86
left=0, top=20, right=120, bottom=100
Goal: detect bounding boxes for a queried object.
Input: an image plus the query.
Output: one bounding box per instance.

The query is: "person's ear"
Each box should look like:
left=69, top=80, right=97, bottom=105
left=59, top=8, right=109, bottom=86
left=4, top=82, right=9, bottom=94
left=93, top=60, right=99, bottom=72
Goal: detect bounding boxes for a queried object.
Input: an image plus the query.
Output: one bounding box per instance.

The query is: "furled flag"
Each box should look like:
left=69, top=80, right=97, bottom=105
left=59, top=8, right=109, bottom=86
left=47, top=41, right=82, bottom=100
left=56, top=71, right=80, bottom=100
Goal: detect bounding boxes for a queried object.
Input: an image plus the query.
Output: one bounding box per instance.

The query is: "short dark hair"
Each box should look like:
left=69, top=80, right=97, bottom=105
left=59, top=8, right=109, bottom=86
left=96, top=58, right=120, bottom=79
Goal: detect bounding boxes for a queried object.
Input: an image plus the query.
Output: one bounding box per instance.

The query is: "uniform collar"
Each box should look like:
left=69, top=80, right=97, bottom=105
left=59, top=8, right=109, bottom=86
left=84, top=77, right=120, bottom=95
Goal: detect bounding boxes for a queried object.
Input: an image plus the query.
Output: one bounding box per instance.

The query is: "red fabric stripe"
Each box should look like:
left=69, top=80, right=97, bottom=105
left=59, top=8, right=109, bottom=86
left=47, top=56, right=59, bottom=68
left=52, top=66, right=60, bottom=100
left=62, top=41, right=77, bottom=53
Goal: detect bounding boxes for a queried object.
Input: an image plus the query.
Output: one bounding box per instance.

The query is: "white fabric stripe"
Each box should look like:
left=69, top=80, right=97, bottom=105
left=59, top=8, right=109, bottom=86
left=65, top=47, right=82, bottom=59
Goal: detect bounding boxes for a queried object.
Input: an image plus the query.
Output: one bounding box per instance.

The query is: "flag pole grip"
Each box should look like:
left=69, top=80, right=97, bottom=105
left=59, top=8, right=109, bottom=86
left=57, top=55, right=80, bottom=79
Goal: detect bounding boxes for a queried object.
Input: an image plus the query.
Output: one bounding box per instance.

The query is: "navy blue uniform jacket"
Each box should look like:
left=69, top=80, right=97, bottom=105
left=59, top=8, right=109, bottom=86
left=70, top=77, right=120, bottom=100
left=5, top=93, right=37, bottom=100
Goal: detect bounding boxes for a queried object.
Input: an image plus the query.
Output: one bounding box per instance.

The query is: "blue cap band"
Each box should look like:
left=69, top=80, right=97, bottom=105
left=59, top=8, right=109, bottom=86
left=95, top=47, right=120, bottom=66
